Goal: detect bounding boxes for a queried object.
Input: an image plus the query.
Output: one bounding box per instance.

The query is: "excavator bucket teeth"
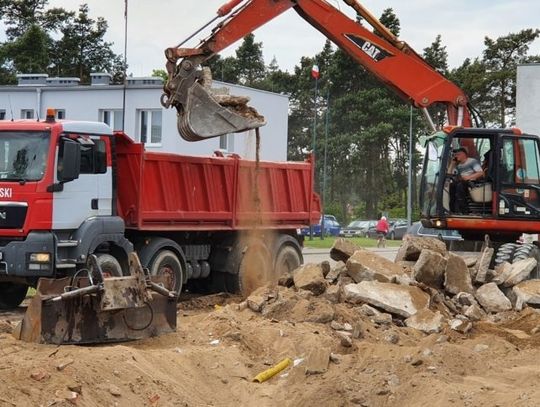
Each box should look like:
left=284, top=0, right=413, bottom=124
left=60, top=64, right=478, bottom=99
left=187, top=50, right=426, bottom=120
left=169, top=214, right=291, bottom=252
left=178, top=82, right=266, bottom=141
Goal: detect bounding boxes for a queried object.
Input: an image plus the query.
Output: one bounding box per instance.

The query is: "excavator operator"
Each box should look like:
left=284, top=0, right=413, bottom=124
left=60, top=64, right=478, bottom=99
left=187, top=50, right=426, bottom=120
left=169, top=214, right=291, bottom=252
left=449, top=147, right=484, bottom=214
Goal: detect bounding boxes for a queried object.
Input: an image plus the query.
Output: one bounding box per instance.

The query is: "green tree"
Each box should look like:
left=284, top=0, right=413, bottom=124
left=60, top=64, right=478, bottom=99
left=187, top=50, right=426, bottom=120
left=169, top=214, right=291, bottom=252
left=205, top=54, right=239, bottom=84
left=48, top=4, right=124, bottom=84
left=234, top=34, right=265, bottom=86
left=482, top=29, right=540, bottom=126
left=423, top=35, right=450, bottom=128
left=3, top=24, right=49, bottom=74
left=0, top=0, right=73, bottom=40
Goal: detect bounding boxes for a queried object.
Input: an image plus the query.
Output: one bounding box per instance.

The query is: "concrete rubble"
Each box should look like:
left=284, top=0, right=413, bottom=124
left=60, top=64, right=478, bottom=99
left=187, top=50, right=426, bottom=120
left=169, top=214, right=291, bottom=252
left=246, top=238, right=540, bottom=348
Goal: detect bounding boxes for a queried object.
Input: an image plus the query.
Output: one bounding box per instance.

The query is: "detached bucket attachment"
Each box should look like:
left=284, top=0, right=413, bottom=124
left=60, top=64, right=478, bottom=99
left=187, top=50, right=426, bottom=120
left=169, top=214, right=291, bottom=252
left=178, top=82, right=266, bottom=141
left=14, top=253, right=177, bottom=345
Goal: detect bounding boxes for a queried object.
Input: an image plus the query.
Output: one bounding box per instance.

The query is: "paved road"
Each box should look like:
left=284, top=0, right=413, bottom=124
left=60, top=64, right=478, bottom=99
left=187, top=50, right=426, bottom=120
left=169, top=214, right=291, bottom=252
left=302, top=246, right=398, bottom=265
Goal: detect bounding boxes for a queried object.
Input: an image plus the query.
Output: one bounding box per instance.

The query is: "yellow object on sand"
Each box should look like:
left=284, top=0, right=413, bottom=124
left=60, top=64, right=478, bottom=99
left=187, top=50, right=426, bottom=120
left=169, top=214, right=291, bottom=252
left=253, top=358, right=292, bottom=383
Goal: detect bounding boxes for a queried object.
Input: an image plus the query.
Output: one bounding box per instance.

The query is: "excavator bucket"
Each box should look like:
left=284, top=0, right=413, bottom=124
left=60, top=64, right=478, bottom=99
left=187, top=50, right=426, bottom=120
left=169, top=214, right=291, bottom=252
left=177, top=82, right=266, bottom=141
left=13, top=254, right=177, bottom=345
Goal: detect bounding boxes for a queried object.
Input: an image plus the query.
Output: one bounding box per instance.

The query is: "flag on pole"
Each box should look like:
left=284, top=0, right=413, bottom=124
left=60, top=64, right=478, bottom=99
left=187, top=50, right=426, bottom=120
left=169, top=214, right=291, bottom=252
left=311, top=65, right=320, bottom=80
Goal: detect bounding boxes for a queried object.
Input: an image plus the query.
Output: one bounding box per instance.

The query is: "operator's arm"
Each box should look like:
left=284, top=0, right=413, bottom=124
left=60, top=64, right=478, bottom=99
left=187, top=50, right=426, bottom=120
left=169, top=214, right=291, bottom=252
left=460, top=160, right=484, bottom=181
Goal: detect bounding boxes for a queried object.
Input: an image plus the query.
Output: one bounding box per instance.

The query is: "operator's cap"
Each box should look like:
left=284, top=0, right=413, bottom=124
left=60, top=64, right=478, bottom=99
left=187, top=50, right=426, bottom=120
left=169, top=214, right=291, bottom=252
left=452, top=147, right=468, bottom=154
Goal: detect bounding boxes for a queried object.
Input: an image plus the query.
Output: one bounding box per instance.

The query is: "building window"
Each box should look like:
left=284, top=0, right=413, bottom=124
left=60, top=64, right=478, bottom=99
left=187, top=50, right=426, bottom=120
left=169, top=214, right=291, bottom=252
left=138, top=109, right=162, bottom=146
left=100, top=109, right=123, bottom=131
left=0, top=110, right=5, bottom=120
left=56, top=109, right=65, bottom=120
left=219, top=134, right=234, bottom=152
left=21, top=109, right=34, bottom=119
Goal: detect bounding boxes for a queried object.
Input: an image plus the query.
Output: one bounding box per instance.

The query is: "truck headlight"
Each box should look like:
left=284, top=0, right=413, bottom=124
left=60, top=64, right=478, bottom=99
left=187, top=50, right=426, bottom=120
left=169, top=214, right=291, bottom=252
left=29, top=253, right=51, bottom=263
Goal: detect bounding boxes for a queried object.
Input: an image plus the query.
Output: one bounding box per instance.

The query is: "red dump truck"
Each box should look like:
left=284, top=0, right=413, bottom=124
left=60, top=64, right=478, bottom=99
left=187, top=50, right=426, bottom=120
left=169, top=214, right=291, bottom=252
left=0, top=114, right=320, bottom=308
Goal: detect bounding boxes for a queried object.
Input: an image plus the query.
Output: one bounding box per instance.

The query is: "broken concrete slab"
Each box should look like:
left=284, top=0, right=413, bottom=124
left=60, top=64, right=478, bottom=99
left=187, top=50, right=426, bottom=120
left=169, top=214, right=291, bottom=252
left=475, top=247, right=494, bottom=284
left=325, top=261, right=346, bottom=283
left=475, top=282, right=512, bottom=313
left=444, top=252, right=474, bottom=295
left=293, top=263, right=328, bottom=295
left=395, top=235, right=447, bottom=262
left=463, top=256, right=477, bottom=268
left=405, top=309, right=444, bottom=334
left=413, top=249, right=447, bottom=289
left=464, top=304, right=486, bottom=321
left=330, top=238, right=363, bottom=262
left=450, top=318, right=472, bottom=334
left=323, top=284, right=340, bottom=303
left=343, top=281, right=430, bottom=318
left=455, top=292, right=479, bottom=307
left=305, top=347, right=331, bottom=375
left=346, top=250, right=406, bottom=283
left=502, top=258, right=537, bottom=287
left=492, top=262, right=513, bottom=285
left=513, top=279, right=540, bottom=311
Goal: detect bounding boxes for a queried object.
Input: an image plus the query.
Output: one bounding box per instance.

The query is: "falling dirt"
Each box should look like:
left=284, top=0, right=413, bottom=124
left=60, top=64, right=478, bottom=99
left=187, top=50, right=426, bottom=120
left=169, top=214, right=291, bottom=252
left=237, top=129, right=279, bottom=296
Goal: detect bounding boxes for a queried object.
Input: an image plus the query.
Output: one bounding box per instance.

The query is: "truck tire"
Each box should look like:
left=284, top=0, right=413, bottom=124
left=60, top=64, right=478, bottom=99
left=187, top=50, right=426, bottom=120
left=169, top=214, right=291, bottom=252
left=274, top=235, right=303, bottom=277
left=226, top=238, right=272, bottom=296
left=149, top=250, right=184, bottom=294
left=95, top=253, right=123, bottom=277
left=0, top=283, right=28, bottom=309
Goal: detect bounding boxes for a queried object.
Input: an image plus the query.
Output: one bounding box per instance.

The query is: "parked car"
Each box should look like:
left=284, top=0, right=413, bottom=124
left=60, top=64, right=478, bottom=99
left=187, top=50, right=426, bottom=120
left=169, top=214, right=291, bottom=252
left=340, top=220, right=376, bottom=237
left=366, top=218, right=406, bottom=239
left=300, top=216, right=341, bottom=237
left=405, top=222, right=463, bottom=241
left=388, top=219, right=409, bottom=240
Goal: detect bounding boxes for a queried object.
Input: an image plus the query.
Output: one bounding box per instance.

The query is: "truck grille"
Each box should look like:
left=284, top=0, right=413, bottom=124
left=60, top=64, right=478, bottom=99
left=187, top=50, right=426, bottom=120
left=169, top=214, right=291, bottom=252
left=0, top=204, right=27, bottom=229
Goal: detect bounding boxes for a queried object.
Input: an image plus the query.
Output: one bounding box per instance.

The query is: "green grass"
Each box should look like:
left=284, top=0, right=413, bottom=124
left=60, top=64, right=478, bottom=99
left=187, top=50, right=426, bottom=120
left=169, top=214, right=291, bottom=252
left=303, top=236, right=402, bottom=249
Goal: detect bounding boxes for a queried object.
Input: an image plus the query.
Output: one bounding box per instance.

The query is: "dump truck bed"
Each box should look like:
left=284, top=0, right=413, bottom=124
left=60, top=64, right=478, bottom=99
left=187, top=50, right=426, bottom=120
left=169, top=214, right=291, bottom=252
left=115, top=133, right=320, bottom=231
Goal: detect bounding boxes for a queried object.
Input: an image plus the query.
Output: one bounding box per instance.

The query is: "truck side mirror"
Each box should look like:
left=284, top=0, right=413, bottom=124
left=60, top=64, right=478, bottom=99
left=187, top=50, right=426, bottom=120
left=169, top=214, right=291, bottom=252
left=58, top=139, right=81, bottom=182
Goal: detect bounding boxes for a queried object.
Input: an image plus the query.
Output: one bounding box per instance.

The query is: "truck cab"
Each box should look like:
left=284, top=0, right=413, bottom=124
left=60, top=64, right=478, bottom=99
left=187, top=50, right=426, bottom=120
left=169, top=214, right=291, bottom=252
left=0, top=116, right=132, bottom=308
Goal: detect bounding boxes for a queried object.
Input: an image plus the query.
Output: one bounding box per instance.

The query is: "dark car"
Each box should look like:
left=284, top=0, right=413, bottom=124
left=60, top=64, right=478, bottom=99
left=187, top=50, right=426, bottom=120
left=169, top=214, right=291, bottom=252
left=366, top=218, right=406, bottom=239
left=387, top=219, right=408, bottom=240
left=300, top=216, right=341, bottom=237
left=405, top=222, right=463, bottom=241
left=340, top=220, right=376, bottom=237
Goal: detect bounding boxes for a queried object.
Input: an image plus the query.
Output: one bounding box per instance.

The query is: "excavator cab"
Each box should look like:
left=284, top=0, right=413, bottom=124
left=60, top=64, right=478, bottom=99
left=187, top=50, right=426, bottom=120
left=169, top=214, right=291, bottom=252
left=420, top=128, right=540, bottom=241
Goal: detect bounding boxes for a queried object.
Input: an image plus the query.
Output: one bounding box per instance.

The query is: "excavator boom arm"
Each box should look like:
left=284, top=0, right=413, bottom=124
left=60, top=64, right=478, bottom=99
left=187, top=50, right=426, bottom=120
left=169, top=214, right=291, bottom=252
left=164, top=0, right=472, bottom=140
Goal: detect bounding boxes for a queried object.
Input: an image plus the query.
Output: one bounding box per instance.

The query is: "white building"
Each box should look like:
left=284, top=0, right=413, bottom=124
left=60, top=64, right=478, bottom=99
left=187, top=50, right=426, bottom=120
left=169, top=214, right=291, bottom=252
left=516, top=64, right=540, bottom=135
left=0, top=73, right=289, bottom=161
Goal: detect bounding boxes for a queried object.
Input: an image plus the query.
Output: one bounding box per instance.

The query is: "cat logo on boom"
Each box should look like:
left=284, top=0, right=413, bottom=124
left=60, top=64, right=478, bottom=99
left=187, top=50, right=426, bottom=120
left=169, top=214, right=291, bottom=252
left=345, top=34, right=393, bottom=62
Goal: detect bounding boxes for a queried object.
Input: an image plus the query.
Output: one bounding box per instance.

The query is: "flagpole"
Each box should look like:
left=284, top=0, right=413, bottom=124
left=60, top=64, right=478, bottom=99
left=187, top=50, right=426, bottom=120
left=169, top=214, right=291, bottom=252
left=121, top=0, right=128, bottom=131
left=310, top=66, right=319, bottom=240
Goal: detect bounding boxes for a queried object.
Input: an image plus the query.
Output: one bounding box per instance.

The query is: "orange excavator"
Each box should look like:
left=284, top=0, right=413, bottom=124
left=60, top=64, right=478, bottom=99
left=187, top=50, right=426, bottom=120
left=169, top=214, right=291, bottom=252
left=162, top=0, right=540, bottom=267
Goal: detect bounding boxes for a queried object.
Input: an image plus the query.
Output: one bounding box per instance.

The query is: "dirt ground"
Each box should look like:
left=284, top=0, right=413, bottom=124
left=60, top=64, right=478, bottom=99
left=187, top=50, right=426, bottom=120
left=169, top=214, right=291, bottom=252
left=1, top=292, right=540, bottom=407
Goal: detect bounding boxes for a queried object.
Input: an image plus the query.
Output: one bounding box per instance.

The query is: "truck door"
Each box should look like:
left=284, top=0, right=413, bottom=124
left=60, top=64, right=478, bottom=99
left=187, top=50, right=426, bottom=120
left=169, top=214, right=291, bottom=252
left=52, top=135, right=111, bottom=230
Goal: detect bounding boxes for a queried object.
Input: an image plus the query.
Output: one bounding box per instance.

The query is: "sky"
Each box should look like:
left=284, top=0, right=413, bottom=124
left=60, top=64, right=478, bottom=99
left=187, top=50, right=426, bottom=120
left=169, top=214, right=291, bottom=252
left=47, top=0, right=540, bottom=77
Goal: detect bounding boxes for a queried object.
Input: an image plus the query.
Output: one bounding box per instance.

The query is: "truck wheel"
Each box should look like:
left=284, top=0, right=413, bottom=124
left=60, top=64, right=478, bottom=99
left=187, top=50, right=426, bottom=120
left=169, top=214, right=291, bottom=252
left=149, top=250, right=184, bottom=294
left=226, top=239, right=272, bottom=296
left=95, top=254, right=123, bottom=277
left=274, top=235, right=303, bottom=277
left=0, top=283, right=28, bottom=309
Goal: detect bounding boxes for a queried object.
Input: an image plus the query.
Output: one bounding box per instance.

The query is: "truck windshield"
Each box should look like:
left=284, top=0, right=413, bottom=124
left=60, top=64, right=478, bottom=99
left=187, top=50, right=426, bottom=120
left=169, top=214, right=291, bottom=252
left=0, top=131, right=50, bottom=182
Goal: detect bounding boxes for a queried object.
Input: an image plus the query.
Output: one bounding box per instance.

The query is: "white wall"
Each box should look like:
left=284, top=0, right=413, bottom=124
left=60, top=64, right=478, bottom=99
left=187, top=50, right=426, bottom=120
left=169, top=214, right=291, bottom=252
left=0, top=81, right=289, bottom=161
left=516, top=64, right=540, bottom=135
